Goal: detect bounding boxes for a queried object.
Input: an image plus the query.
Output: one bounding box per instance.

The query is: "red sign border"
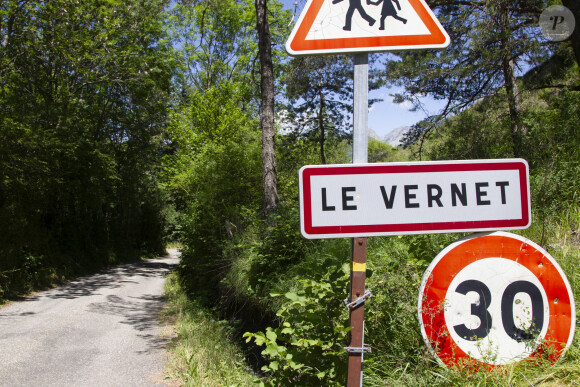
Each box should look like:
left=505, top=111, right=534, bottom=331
left=418, top=232, right=576, bottom=366
left=299, top=160, right=530, bottom=238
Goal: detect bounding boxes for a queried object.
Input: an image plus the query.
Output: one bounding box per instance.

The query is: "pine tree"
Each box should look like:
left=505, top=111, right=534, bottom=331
left=382, top=0, right=548, bottom=156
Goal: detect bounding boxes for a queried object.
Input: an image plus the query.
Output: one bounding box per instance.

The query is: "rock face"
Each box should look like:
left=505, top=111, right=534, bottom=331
left=370, top=126, right=411, bottom=147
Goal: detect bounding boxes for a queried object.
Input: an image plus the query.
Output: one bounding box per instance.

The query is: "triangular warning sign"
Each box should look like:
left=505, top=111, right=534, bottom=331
left=286, top=0, right=450, bottom=55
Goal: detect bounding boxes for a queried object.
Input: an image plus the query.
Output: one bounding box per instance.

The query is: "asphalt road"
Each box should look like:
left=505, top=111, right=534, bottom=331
left=0, top=250, right=180, bottom=386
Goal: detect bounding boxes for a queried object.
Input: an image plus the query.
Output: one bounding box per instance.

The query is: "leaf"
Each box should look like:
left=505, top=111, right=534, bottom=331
left=269, top=360, right=279, bottom=371
left=251, top=332, right=266, bottom=346
left=284, top=291, right=298, bottom=301
left=263, top=342, right=279, bottom=357
left=265, top=328, right=277, bottom=342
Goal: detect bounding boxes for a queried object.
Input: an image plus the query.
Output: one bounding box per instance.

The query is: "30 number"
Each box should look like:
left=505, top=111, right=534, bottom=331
left=453, top=280, right=544, bottom=342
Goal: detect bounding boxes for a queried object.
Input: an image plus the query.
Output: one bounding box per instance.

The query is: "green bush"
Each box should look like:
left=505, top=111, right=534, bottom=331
left=244, top=260, right=351, bottom=386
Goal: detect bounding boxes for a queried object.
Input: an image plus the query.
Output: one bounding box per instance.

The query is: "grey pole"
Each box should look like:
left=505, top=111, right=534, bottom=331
left=352, top=53, right=369, bottom=163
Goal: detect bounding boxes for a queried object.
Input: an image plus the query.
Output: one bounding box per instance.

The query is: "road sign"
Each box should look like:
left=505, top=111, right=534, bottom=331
left=286, top=0, right=450, bottom=55
left=299, top=159, right=530, bottom=239
left=418, top=232, right=576, bottom=366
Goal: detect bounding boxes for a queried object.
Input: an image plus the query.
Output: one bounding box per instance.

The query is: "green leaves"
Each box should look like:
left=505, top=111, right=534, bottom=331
left=0, top=0, right=174, bottom=297
left=244, top=268, right=350, bottom=386
left=381, top=0, right=550, bottom=153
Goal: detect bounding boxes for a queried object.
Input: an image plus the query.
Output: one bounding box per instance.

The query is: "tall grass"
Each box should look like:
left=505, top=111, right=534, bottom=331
left=163, top=272, right=255, bottom=386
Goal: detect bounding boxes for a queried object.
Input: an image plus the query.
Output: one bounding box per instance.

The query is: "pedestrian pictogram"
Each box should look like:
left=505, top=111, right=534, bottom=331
left=286, top=0, right=450, bottom=55
left=418, top=232, right=576, bottom=367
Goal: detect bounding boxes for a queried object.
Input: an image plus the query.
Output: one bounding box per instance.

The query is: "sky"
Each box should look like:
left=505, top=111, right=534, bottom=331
left=368, top=88, right=445, bottom=137
left=280, top=0, right=447, bottom=137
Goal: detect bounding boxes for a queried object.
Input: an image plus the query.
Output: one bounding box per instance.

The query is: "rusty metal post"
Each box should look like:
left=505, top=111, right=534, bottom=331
left=347, top=237, right=367, bottom=387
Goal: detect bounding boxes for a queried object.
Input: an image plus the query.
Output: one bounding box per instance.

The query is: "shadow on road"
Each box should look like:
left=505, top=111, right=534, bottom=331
left=87, top=293, right=170, bottom=353
left=45, top=256, right=178, bottom=300
left=1, top=253, right=180, bottom=355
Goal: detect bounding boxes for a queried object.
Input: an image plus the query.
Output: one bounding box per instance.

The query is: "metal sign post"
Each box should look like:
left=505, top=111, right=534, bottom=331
left=346, top=53, right=369, bottom=387
left=352, top=54, right=369, bottom=165
left=286, top=1, right=450, bottom=384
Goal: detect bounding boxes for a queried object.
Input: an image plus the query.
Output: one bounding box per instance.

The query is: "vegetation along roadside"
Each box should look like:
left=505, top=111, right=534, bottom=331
left=2, top=0, right=579, bottom=385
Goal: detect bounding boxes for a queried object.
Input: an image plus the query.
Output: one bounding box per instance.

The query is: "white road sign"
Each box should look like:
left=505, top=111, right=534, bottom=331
left=299, top=159, right=530, bottom=239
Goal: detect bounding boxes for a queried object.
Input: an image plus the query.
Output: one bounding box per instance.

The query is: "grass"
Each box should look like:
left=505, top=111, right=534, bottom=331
left=363, top=206, right=580, bottom=386
left=162, top=271, right=256, bottom=386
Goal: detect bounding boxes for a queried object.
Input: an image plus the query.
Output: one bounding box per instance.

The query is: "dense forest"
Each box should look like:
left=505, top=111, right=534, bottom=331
left=1, top=0, right=579, bottom=385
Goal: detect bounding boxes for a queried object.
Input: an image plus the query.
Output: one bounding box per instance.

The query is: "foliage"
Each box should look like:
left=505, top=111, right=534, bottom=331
left=281, top=55, right=354, bottom=164
left=0, top=0, right=174, bottom=299
left=421, top=92, right=514, bottom=160
left=168, top=0, right=289, bottom=96
left=281, top=55, right=382, bottom=164
left=526, top=88, right=580, bottom=212
left=162, top=81, right=263, bottom=300
left=382, top=0, right=550, bottom=154
left=367, top=138, right=393, bottom=163
left=247, top=207, right=312, bottom=294
left=169, top=0, right=258, bottom=97
left=244, top=259, right=351, bottom=386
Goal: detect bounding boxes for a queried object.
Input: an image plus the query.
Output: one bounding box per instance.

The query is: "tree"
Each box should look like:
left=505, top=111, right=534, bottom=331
left=0, top=0, right=174, bottom=289
left=382, top=0, right=548, bottom=156
left=169, top=0, right=257, bottom=95
left=282, top=56, right=354, bottom=164
left=561, top=0, right=580, bottom=69
left=282, top=55, right=382, bottom=164
left=255, top=0, right=280, bottom=221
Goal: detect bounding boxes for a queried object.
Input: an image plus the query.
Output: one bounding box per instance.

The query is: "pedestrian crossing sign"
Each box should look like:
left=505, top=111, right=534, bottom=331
left=286, top=0, right=450, bottom=55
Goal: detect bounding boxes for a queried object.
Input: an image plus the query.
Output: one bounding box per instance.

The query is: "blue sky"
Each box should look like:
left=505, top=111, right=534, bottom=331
left=368, top=88, right=446, bottom=137
left=280, top=0, right=446, bottom=137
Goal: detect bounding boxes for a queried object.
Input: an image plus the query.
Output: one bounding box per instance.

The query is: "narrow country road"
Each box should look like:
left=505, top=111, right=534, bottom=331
left=0, top=250, right=180, bottom=386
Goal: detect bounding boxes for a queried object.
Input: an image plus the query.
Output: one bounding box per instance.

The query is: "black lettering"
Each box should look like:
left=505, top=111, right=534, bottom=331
left=476, top=182, right=491, bottom=205
left=501, top=281, right=544, bottom=342
left=496, top=181, right=509, bottom=204
left=453, top=280, right=493, bottom=340
left=451, top=183, right=467, bottom=206
left=380, top=186, right=397, bottom=209
left=404, top=185, right=419, bottom=208
left=551, top=15, right=565, bottom=30
left=427, top=184, right=443, bottom=207
left=321, top=188, right=335, bottom=211
left=342, top=187, right=357, bottom=210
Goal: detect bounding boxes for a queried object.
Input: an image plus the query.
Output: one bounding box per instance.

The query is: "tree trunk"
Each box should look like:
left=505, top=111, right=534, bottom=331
left=255, top=0, right=279, bottom=222
left=318, top=86, right=326, bottom=164
left=562, top=0, right=580, bottom=71
left=498, top=0, right=525, bottom=157
left=502, top=56, right=525, bottom=157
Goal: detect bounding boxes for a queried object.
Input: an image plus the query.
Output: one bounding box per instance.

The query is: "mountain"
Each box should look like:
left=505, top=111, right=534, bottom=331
left=369, top=126, right=411, bottom=147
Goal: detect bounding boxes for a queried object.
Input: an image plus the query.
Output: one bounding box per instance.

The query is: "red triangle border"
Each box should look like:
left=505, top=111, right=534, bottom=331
left=287, top=0, right=450, bottom=55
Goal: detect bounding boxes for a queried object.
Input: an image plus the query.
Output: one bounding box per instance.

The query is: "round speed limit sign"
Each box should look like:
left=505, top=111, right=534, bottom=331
left=418, top=232, right=576, bottom=366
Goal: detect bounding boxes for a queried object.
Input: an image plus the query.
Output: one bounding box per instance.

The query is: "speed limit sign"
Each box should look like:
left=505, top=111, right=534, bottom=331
left=418, top=232, right=576, bottom=366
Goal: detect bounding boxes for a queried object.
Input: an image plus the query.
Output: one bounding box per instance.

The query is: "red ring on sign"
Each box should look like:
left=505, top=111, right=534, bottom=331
left=419, top=232, right=575, bottom=366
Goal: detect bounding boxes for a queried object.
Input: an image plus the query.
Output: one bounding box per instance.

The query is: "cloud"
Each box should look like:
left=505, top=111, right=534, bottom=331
left=396, top=100, right=414, bottom=110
